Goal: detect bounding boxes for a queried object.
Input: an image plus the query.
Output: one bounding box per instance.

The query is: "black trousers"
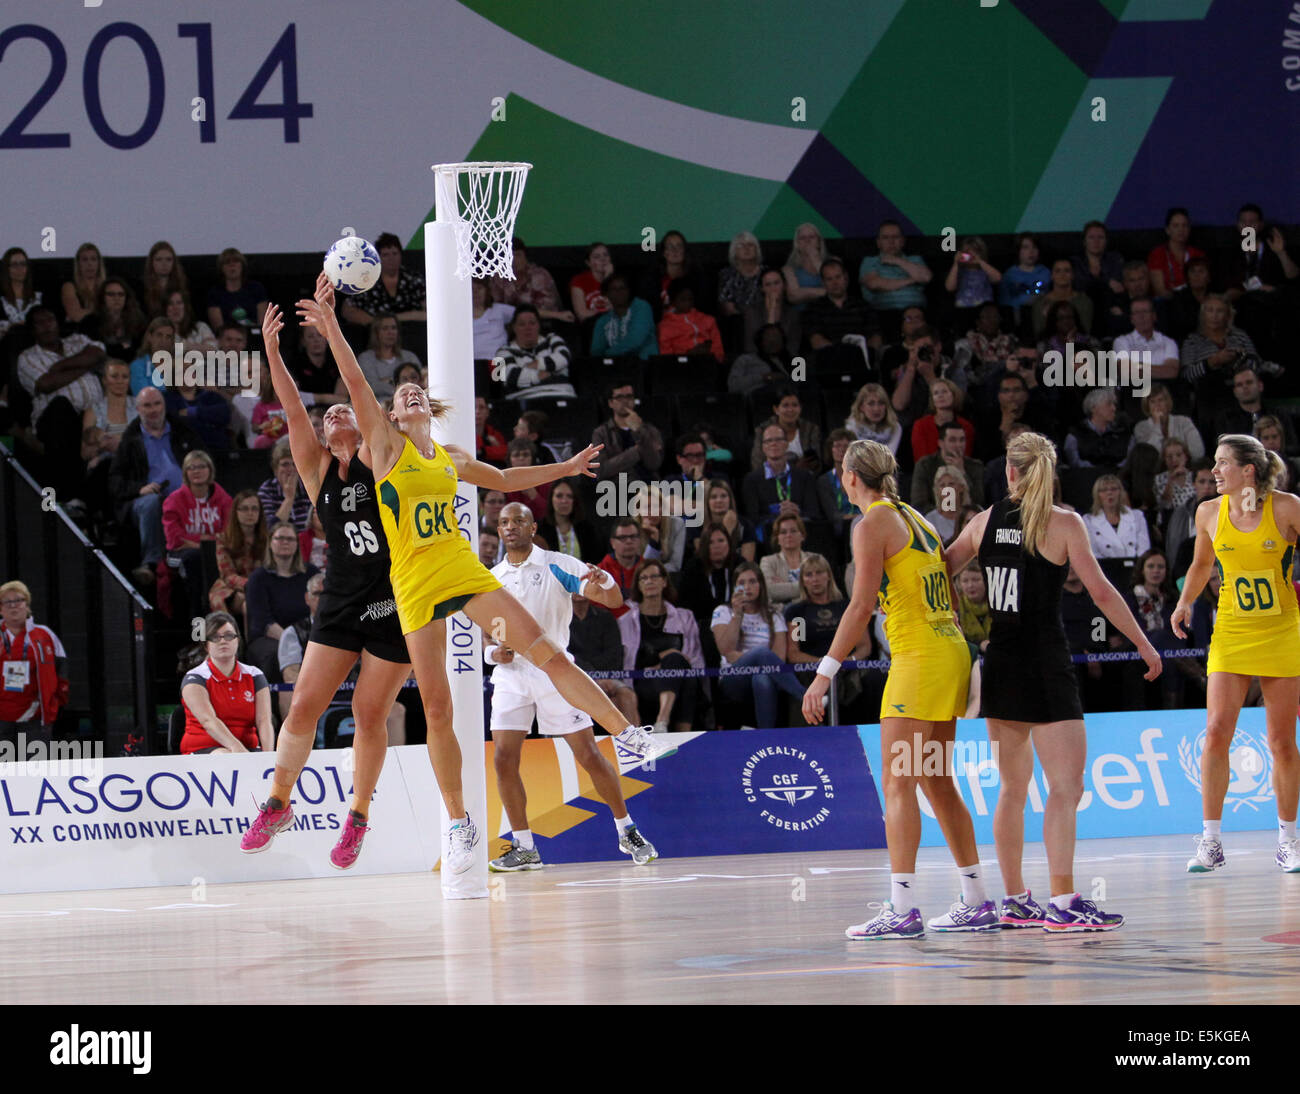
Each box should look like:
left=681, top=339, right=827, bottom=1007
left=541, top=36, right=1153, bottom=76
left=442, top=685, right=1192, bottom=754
left=633, top=651, right=699, bottom=726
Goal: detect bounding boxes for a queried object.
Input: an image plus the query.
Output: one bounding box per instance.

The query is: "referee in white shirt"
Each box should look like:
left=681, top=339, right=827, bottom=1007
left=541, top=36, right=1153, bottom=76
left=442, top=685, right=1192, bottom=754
left=486, top=502, right=662, bottom=870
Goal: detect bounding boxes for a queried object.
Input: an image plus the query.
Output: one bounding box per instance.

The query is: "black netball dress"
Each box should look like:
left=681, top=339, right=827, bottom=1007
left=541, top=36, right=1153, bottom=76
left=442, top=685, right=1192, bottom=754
left=310, top=454, right=408, bottom=663
left=977, top=497, right=1083, bottom=722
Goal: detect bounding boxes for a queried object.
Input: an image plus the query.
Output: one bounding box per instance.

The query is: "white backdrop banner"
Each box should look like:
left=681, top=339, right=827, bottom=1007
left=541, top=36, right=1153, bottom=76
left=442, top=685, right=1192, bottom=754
left=1, top=2, right=530, bottom=255
left=0, top=746, right=431, bottom=895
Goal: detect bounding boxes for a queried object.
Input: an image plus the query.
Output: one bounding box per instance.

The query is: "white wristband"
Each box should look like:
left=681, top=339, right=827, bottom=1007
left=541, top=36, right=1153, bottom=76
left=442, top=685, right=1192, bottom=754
left=816, top=656, right=841, bottom=680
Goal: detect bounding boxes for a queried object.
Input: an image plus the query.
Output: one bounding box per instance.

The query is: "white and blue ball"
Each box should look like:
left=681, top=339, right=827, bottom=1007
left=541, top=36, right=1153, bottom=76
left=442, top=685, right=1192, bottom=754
left=323, top=236, right=381, bottom=295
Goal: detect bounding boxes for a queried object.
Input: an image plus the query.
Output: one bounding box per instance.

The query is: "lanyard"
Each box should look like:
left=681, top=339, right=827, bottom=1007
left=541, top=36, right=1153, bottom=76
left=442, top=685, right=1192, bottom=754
left=832, top=470, right=846, bottom=512
left=774, top=473, right=791, bottom=503
left=1, top=627, right=27, bottom=660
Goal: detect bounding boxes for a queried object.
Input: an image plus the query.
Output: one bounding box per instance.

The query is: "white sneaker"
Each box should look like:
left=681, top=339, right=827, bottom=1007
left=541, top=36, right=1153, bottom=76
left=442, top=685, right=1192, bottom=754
left=1277, top=839, right=1300, bottom=872
left=1187, top=835, right=1225, bottom=873
left=445, top=814, right=479, bottom=875
left=613, top=725, right=677, bottom=769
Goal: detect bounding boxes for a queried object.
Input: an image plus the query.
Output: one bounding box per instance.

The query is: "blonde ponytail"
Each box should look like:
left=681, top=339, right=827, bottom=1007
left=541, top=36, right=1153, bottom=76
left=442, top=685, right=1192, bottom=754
left=843, top=439, right=900, bottom=503
left=1006, top=431, right=1057, bottom=557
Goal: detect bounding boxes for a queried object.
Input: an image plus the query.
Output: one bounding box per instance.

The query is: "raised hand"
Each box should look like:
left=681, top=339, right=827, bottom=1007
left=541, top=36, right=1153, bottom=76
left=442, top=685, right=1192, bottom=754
left=564, top=443, right=603, bottom=479
left=263, top=303, right=284, bottom=357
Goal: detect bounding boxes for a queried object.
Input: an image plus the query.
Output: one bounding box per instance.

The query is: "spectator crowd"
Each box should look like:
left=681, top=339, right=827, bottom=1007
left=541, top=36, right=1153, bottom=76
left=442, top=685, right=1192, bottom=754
left=2, top=205, right=1298, bottom=742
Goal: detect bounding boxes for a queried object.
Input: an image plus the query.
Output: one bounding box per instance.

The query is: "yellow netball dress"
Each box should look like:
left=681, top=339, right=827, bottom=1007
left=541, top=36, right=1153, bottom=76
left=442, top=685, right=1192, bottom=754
left=1208, top=492, right=1300, bottom=676
left=376, top=436, right=501, bottom=634
left=869, top=499, right=971, bottom=720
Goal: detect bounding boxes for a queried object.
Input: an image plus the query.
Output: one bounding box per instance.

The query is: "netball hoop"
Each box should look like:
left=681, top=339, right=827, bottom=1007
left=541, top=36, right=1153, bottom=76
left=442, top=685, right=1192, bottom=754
left=432, top=161, right=532, bottom=280
left=423, top=161, right=530, bottom=900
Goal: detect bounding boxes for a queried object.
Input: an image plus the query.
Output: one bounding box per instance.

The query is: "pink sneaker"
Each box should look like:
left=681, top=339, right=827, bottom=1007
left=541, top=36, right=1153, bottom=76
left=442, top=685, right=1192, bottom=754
left=329, top=812, right=369, bottom=870
left=240, top=800, right=294, bottom=853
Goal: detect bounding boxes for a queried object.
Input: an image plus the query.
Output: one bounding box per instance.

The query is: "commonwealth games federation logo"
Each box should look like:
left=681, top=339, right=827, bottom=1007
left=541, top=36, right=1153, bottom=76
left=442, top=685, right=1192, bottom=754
left=1178, top=730, right=1273, bottom=812
left=741, top=746, right=835, bottom=831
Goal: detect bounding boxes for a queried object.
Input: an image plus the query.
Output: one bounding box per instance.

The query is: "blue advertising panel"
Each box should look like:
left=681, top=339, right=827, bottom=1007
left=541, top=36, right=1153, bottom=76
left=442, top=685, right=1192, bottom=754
left=534, top=727, right=886, bottom=864
left=857, top=708, right=1279, bottom=848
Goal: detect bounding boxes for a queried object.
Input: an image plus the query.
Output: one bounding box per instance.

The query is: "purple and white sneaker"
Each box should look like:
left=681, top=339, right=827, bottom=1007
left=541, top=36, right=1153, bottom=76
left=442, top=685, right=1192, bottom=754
left=999, top=890, right=1048, bottom=928
left=1043, top=894, right=1123, bottom=932
left=1187, top=836, right=1225, bottom=873
left=1277, top=839, right=1300, bottom=872
left=845, top=902, right=925, bottom=941
left=928, top=898, right=999, bottom=932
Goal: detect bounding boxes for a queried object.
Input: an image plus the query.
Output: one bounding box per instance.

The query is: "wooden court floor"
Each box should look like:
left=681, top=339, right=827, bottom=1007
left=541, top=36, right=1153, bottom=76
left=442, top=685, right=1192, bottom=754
left=2, top=833, right=1298, bottom=1005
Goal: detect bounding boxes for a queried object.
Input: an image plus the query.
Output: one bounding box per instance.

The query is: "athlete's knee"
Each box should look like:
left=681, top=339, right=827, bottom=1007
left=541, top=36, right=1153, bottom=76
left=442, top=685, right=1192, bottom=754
left=1203, top=722, right=1236, bottom=751
left=522, top=635, right=562, bottom=670
left=1047, top=774, right=1085, bottom=806
left=492, top=742, right=522, bottom=776
left=920, top=771, right=960, bottom=802
left=882, top=773, right=918, bottom=802
left=1266, top=728, right=1300, bottom=758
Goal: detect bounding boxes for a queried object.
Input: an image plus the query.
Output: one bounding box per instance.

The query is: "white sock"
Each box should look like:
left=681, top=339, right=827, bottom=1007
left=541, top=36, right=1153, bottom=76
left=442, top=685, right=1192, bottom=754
left=957, top=864, right=987, bottom=906
left=614, top=814, right=634, bottom=835
left=890, top=873, right=916, bottom=910
left=514, top=829, right=534, bottom=851
left=1203, top=819, right=1221, bottom=840
left=1050, top=892, right=1077, bottom=910
left=452, top=815, right=469, bottom=828
left=1280, top=819, right=1297, bottom=843
left=1006, top=890, right=1029, bottom=903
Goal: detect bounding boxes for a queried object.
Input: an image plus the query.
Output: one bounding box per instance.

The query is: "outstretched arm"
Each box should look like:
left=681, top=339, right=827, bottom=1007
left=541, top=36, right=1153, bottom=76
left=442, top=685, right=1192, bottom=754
left=446, top=442, right=602, bottom=492
left=298, top=273, right=398, bottom=475
left=263, top=303, right=325, bottom=503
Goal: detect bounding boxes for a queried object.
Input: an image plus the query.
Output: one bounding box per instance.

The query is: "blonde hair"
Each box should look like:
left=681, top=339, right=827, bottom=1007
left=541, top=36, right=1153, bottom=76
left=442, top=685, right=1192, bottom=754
left=847, top=382, right=898, bottom=433
left=181, top=449, right=217, bottom=484
left=0, top=580, right=32, bottom=614
left=1217, top=433, right=1285, bottom=496
left=786, top=223, right=828, bottom=271
left=842, top=439, right=900, bottom=503
left=1196, top=292, right=1234, bottom=335
left=1089, top=473, right=1131, bottom=516
left=796, top=553, right=843, bottom=602
left=926, top=377, right=964, bottom=414
left=1006, top=432, right=1058, bottom=556
left=932, top=465, right=970, bottom=512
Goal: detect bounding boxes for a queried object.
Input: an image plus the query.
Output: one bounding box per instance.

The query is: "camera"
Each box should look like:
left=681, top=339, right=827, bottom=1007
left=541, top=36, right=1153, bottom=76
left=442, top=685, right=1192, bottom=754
left=917, top=344, right=934, bottom=363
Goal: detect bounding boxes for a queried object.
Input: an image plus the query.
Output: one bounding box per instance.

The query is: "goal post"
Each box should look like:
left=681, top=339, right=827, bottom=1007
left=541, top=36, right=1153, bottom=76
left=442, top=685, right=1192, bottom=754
left=424, top=162, right=531, bottom=900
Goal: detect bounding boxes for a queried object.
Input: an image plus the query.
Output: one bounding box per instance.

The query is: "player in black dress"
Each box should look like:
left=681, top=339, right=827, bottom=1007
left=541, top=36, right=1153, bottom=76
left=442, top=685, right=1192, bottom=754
left=945, top=432, right=1160, bottom=931
left=239, top=303, right=412, bottom=868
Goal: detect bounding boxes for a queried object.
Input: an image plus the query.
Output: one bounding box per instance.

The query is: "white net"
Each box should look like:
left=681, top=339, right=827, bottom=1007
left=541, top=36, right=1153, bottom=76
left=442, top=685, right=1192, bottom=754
left=432, top=161, right=532, bottom=280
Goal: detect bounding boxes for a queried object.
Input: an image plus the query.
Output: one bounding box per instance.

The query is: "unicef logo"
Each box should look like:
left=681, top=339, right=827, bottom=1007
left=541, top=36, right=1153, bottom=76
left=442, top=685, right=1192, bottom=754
left=741, top=745, right=835, bottom=832
left=1178, top=730, right=1274, bottom=812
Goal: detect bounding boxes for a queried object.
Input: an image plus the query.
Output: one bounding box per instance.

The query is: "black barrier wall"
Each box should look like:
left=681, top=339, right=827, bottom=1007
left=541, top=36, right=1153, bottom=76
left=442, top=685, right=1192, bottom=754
left=0, top=447, right=154, bottom=755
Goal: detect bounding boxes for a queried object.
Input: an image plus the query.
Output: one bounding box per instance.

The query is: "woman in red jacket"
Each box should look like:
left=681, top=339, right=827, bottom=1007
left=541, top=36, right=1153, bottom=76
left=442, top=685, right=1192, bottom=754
left=910, top=378, right=974, bottom=462
left=163, top=450, right=232, bottom=621
left=180, top=611, right=273, bottom=754
left=0, top=581, right=67, bottom=745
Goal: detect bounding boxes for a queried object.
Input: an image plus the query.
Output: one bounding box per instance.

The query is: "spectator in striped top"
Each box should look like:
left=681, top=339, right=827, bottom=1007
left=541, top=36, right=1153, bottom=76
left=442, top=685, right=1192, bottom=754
left=258, top=437, right=313, bottom=532
left=496, top=306, right=575, bottom=400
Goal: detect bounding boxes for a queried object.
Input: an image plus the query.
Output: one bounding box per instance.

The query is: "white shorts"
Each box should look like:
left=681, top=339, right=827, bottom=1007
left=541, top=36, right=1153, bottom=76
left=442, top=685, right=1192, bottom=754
left=490, top=679, right=592, bottom=737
